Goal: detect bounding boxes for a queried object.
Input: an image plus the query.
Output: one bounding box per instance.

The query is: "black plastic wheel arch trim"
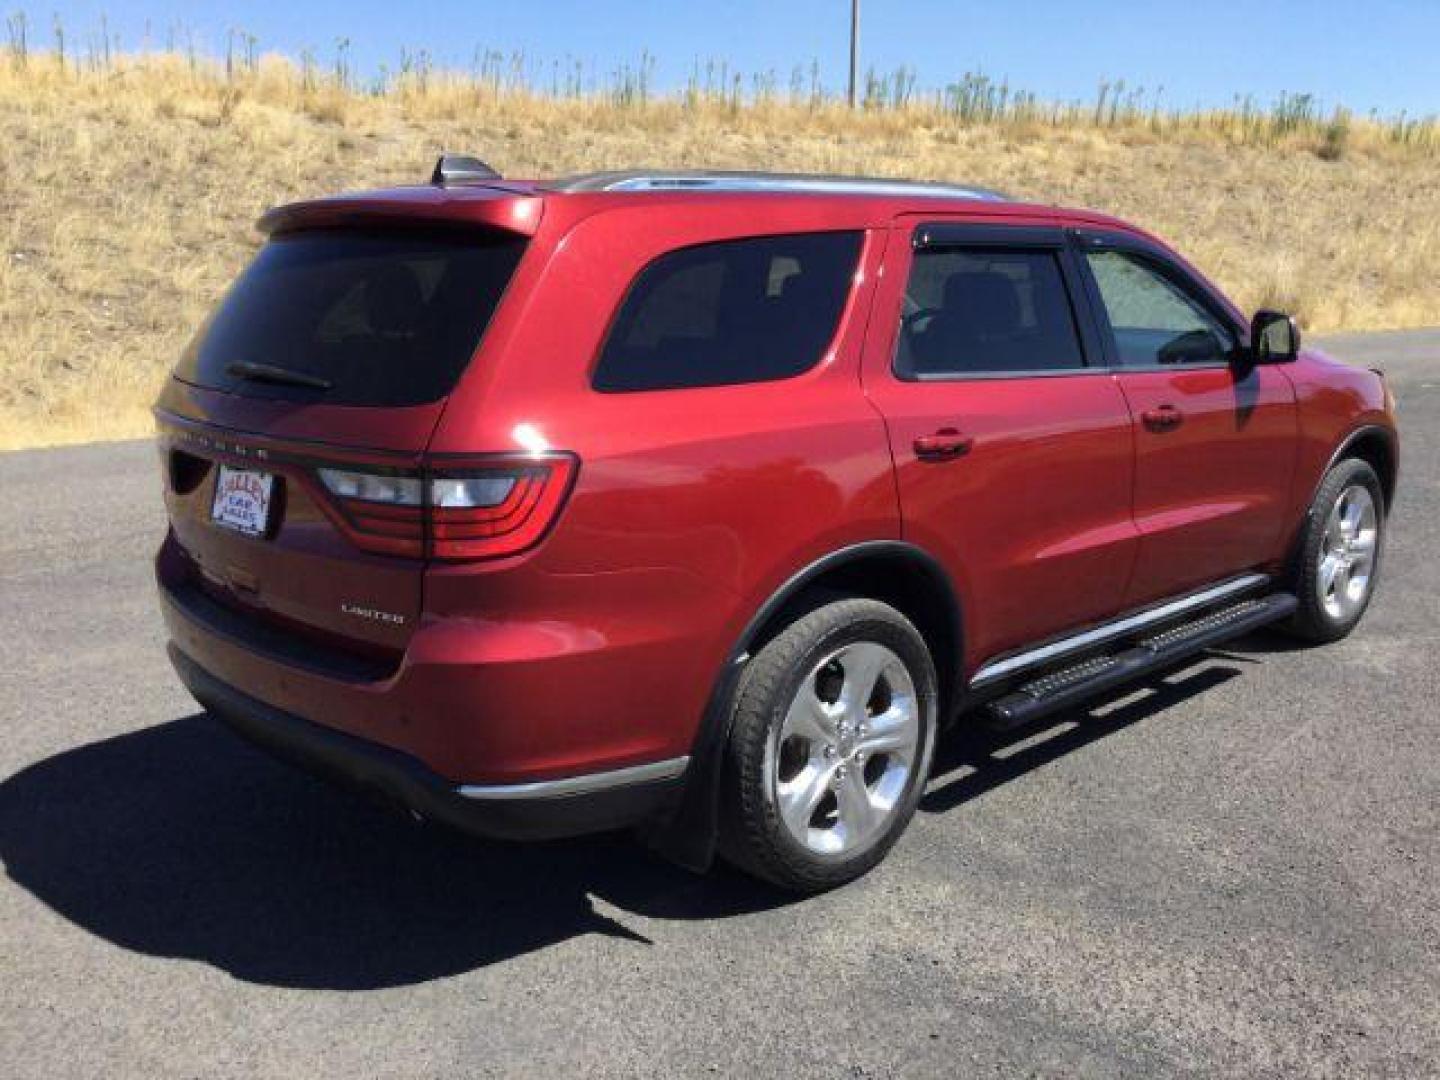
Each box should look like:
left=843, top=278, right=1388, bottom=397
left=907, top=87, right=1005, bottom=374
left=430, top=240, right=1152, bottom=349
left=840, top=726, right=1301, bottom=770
left=1312, top=424, right=1398, bottom=515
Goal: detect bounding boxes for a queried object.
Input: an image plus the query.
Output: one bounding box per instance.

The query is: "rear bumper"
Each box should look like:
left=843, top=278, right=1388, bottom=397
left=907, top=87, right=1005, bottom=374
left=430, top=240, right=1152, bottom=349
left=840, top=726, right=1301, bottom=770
left=155, top=527, right=712, bottom=786
left=168, top=644, right=688, bottom=841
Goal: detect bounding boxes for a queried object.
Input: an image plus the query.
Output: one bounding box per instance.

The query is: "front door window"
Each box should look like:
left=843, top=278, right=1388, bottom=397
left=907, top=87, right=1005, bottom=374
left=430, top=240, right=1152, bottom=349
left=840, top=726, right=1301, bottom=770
left=1084, top=250, right=1235, bottom=368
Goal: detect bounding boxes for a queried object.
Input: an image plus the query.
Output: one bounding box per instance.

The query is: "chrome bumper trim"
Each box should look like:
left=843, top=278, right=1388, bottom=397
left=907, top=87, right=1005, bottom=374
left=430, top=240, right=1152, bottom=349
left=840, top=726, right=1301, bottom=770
left=457, top=756, right=690, bottom=801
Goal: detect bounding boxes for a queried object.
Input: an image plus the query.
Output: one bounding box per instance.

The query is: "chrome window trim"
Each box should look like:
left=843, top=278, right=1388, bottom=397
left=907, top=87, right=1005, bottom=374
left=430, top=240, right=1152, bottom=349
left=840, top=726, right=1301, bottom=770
left=901, top=367, right=1114, bottom=383
left=969, top=573, right=1269, bottom=688
left=1106, top=362, right=1233, bottom=373
left=457, top=755, right=690, bottom=801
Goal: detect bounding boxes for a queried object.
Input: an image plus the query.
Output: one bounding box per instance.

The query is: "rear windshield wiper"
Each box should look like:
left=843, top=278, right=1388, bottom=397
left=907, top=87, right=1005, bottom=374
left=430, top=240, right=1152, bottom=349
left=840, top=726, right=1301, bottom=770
left=225, top=361, right=333, bottom=391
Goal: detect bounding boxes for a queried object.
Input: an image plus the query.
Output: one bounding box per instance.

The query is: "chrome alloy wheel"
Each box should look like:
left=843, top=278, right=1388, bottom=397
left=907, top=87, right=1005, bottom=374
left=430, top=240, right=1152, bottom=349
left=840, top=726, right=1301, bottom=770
left=1318, top=483, right=1379, bottom=621
left=770, top=641, right=920, bottom=856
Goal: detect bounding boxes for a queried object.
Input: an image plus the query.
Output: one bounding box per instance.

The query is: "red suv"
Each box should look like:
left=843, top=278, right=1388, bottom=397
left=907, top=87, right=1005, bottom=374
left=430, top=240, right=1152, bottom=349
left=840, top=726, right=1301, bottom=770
left=156, top=159, right=1398, bottom=891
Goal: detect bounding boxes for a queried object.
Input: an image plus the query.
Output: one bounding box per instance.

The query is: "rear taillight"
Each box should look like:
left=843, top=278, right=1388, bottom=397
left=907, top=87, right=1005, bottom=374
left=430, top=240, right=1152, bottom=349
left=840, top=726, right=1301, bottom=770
left=316, top=467, right=427, bottom=558
left=315, top=454, right=578, bottom=560
left=427, top=457, right=578, bottom=559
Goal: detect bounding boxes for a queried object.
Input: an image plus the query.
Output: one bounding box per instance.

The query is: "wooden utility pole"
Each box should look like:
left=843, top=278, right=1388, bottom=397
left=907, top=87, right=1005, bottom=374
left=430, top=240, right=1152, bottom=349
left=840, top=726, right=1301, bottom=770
left=848, top=0, right=860, bottom=107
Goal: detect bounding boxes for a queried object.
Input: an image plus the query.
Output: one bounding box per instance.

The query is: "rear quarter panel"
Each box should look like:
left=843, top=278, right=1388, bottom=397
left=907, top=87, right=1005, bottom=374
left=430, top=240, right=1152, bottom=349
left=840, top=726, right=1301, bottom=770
left=423, top=200, right=902, bottom=766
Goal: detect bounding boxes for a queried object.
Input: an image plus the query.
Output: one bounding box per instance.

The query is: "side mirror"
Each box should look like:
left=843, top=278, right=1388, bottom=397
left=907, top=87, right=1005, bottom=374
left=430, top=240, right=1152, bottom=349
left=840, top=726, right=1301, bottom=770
left=1251, top=309, right=1300, bottom=363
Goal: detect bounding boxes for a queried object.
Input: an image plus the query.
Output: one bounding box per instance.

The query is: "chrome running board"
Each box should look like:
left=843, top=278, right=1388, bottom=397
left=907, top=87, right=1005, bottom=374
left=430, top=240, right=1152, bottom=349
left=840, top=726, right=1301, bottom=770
left=969, top=573, right=1270, bottom=689
left=984, top=593, right=1298, bottom=730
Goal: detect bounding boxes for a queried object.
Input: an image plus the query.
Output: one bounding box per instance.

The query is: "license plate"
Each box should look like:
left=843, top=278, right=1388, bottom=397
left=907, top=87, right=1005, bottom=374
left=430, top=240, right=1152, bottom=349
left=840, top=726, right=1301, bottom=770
left=211, top=465, right=274, bottom=537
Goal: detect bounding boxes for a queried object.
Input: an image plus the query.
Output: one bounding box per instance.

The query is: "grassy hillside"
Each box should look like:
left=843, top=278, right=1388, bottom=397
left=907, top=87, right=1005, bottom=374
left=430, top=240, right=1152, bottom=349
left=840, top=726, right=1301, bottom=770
left=1, top=50, right=1437, bottom=450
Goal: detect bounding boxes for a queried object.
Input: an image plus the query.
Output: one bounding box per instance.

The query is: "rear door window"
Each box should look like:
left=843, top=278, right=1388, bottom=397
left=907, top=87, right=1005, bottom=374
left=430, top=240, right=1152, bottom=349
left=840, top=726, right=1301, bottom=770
left=175, top=228, right=527, bottom=407
left=895, top=247, right=1086, bottom=377
left=593, top=232, right=863, bottom=392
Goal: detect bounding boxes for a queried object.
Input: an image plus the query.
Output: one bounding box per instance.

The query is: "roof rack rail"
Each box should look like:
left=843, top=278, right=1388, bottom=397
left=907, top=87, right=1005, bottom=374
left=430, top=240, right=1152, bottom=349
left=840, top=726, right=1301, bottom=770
left=547, top=169, right=1009, bottom=201
left=431, top=154, right=502, bottom=186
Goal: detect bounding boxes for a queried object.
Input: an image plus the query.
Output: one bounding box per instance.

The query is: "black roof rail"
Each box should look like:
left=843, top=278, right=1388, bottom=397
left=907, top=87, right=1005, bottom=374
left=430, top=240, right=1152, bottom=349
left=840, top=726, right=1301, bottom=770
left=431, top=154, right=502, bottom=186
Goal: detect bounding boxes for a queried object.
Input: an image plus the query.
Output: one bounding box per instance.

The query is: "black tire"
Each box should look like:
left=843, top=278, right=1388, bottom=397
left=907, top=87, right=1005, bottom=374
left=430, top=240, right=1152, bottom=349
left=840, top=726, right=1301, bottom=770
left=1283, top=457, right=1386, bottom=643
left=718, top=597, right=938, bottom=892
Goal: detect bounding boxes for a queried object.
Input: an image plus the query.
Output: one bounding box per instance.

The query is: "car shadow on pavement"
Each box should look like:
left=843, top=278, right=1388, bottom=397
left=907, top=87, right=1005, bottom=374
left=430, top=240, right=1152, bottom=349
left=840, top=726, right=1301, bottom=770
left=1, top=657, right=1246, bottom=992
left=0, top=712, right=784, bottom=991
left=921, top=659, right=1242, bottom=815
left=1210, top=628, right=1314, bottom=656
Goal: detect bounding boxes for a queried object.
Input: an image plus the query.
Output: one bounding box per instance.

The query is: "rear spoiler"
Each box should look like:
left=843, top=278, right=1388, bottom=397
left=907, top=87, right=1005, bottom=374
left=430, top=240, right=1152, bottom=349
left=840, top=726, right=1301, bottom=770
left=258, top=186, right=544, bottom=238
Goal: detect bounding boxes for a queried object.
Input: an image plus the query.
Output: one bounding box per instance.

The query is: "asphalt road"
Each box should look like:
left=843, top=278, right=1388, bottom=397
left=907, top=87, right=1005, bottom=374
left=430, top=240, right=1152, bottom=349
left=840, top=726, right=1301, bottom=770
left=2, top=332, right=1436, bottom=1078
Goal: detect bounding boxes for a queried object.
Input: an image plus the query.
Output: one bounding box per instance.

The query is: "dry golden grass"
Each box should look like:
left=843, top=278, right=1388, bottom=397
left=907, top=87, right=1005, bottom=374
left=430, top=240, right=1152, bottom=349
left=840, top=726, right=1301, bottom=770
left=2, top=51, right=1437, bottom=450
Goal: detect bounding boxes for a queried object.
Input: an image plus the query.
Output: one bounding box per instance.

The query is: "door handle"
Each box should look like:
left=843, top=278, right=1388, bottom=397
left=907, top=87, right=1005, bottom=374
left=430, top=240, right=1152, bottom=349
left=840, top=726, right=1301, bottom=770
left=1141, top=405, right=1184, bottom=431
left=913, top=428, right=974, bottom=461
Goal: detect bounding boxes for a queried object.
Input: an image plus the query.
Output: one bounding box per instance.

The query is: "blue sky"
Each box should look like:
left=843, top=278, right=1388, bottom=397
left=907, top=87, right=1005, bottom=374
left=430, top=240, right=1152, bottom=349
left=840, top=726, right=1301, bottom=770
left=27, top=1, right=1440, bottom=116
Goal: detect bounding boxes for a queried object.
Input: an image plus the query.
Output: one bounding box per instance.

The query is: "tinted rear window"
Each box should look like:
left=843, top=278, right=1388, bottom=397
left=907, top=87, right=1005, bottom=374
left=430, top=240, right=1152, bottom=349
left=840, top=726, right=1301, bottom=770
left=176, top=229, right=526, bottom=407
left=593, top=231, right=862, bottom=392
left=896, top=247, right=1085, bottom=377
